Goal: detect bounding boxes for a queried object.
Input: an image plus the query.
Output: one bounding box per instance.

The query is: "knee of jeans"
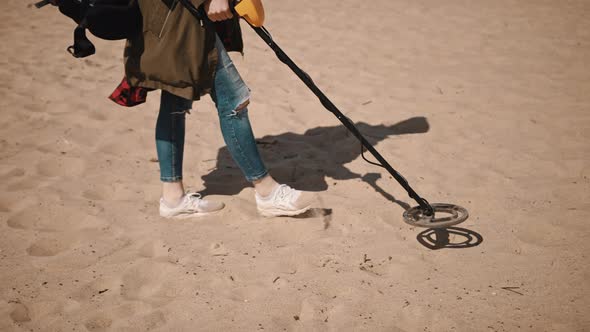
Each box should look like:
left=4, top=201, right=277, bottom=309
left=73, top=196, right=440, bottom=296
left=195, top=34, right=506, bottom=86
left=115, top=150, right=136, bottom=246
left=227, top=99, right=250, bottom=118
left=161, top=91, right=193, bottom=114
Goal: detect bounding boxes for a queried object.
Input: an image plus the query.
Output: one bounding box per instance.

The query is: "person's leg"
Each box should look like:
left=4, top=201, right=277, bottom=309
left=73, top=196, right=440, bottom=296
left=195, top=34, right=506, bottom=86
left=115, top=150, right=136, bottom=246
left=210, top=37, right=276, bottom=193
left=211, top=36, right=315, bottom=216
left=156, top=90, right=225, bottom=217
left=156, top=90, right=190, bottom=206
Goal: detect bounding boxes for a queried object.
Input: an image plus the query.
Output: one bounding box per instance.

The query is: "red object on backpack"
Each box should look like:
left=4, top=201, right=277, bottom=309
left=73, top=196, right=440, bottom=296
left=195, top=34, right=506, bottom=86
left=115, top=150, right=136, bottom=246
left=108, top=77, right=150, bottom=107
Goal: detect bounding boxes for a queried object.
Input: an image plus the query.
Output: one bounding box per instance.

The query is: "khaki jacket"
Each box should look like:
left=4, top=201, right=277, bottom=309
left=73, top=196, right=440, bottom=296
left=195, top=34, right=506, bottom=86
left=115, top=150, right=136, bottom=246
left=125, top=0, right=243, bottom=100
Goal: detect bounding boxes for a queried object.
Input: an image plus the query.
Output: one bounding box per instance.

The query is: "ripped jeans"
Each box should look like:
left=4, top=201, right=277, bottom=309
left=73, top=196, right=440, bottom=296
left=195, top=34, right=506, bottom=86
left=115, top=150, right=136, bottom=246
left=155, top=36, right=268, bottom=182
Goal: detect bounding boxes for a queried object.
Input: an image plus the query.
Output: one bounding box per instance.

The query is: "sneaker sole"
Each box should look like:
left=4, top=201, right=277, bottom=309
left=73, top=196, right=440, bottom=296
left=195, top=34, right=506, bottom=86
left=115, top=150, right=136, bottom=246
left=257, top=205, right=312, bottom=218
left=160, top=210, right=221, bottom=219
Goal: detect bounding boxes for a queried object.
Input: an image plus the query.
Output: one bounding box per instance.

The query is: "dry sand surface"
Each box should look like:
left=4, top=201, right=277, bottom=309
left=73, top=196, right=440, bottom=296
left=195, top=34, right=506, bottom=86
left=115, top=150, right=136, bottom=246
left=1, top=0, right=589, bottom=331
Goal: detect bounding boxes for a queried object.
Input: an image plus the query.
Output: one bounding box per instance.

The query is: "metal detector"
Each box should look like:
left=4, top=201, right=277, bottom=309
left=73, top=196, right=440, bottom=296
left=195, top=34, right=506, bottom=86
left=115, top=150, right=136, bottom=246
left=181, top=0, right=470, bottom=228
left=186, top=0, right=470, bottom=228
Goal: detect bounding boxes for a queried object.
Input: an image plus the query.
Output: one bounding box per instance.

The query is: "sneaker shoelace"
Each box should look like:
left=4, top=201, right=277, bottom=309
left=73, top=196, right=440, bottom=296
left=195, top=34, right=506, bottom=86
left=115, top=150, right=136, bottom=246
left=275, top=185, right=296, bottom=205
left=185, top=193, right=203, bottom=211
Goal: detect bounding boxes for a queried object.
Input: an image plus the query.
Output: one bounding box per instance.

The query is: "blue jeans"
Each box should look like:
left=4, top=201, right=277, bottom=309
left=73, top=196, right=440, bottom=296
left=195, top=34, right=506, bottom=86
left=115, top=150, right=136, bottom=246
left=155, top=36, right=268, bottom=182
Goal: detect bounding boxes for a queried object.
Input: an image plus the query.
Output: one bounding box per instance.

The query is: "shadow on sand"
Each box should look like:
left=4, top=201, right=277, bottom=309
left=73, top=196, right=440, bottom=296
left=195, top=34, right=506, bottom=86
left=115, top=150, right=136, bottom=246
left=416, top=227, right=484, bottom=250
left=200, top=116, right=430, bottom=200
left=200, top=115, right=483, bottom=248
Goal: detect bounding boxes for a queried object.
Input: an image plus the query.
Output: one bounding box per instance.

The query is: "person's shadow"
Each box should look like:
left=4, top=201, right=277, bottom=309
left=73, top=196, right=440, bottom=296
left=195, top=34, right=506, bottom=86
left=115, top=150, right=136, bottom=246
left=200, top=116, right=429, bottom=199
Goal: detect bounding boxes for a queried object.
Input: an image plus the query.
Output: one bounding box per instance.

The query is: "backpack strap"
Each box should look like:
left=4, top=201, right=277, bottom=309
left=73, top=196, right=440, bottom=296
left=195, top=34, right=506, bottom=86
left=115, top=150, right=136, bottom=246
left=66, top=0, right=96, bottom=57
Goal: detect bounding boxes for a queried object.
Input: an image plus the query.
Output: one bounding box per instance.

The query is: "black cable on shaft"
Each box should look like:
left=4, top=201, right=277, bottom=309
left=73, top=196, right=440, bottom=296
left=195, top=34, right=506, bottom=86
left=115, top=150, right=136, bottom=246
left=361, top=144, right=385, bottom=168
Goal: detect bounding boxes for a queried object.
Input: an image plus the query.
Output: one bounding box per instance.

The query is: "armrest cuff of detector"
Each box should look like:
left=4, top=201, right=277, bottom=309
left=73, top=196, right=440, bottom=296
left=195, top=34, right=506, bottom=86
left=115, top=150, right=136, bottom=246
left=234, top=0, right=265, bottom=27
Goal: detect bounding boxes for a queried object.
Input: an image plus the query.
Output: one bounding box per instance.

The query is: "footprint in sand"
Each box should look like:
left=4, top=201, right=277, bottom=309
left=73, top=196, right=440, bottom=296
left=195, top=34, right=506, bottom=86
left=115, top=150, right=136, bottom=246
left=82, top=185, right=113, bottom=201
left=22, top=102, right=47, bottom=113
left=289, top=295, right=334, bottom=326
left=84, top=315, right=113, bottom=331
left=122, top=311, right=167, bottom=331
left=1, top=168, right=28, bottom=192
left=8, top=205, right=107, bottom=232
left=6, top=210, right=39, bottom=230
left=209, top=242, right=229, bottom=256
left=8, top=301, right=31, bottom=323
left=26, top=235, right=75, bottom=257
left=0, top=167, right=25, bottom=181
left=61, top=126, right=104, bottom=150
left=138, top=239, right=170, bottom=259
left=121, top=262, right=177, bottom=303
left=514, top=222, right=573, bottom=247
left=6, top=181, right=110, bottom=230
left=141, top=311, right=167, bottom=330
left=95, top=134, right=145, bottom=157
left=5, top=176, right=48, bottom=193
left=81, top=182, right=140, bottom=203
left=86, top=111, right=108, bottom=122
left=0, top=139, right=17, bottom=160
left=0, top=201, right=11, bottom=213
left=0, top=191, right=40, bottom=216
left=36, top=157, right=86, bottom=178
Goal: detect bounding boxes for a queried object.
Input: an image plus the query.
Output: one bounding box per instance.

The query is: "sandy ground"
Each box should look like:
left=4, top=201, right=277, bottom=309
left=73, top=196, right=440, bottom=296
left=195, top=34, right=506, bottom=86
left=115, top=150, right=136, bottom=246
left=1, top=0, right=589, bottom=331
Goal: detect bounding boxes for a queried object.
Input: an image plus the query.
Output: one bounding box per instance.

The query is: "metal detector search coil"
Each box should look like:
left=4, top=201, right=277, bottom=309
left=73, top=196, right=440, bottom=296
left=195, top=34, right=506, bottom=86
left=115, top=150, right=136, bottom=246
left=403, top=204, right=469, bottom=229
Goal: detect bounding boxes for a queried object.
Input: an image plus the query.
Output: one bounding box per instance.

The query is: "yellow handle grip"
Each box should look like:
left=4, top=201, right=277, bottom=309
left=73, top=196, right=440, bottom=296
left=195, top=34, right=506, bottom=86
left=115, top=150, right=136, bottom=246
left=235, top=0, right=265, bottom=27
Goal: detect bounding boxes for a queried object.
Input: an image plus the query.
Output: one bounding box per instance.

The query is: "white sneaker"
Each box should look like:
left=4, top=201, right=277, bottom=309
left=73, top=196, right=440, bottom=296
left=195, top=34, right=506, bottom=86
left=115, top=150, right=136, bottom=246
left=255, top=184, right=315, bottom=217
left=159, top=193, right=225, bottom=218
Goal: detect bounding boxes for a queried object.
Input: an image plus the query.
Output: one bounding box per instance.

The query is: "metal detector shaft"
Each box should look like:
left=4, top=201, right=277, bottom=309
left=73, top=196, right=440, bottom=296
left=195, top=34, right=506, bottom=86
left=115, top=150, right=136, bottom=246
left=248, top=25, right=433, bottom=214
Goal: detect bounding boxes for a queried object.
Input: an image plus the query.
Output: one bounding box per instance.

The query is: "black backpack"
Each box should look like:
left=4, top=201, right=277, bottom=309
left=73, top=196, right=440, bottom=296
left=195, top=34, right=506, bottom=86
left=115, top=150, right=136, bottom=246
left=36, top=0, right=142, bottom=58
